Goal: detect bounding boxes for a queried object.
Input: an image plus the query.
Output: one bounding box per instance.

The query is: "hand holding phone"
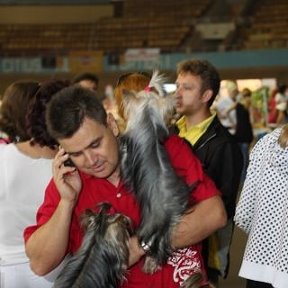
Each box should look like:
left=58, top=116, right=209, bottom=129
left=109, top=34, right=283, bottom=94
left=59, top=145, right=76, bottom=167
left=54, top=146, right=81, bottom=204
left=63, top=157, right=75, bottom=167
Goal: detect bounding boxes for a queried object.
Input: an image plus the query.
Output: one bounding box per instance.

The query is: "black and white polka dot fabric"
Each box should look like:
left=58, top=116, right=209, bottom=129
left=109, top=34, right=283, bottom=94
left=234, top=127, right=288, bottom=288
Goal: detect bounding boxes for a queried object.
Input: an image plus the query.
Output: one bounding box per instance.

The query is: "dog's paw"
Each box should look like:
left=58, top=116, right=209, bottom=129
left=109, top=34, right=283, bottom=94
left=180, top=272, right=208, bottom=288
left=142, top=256, right=161, bottom=274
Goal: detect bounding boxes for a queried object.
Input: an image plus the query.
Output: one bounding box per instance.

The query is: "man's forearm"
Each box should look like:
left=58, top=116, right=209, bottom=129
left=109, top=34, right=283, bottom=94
left=25, top=200, right=74, bottom=276
left=171, top=196, right=227, bottom=248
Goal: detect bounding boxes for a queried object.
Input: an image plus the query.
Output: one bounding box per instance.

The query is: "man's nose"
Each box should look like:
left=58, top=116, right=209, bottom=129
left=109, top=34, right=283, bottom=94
left=83, top=150, right=96, bottom=165
left=175, top=86, right=182, bottom=95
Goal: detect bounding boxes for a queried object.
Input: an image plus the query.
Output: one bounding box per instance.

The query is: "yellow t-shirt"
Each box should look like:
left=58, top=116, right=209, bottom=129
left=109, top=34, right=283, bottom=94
left=176, top=114, right=216, bottom=145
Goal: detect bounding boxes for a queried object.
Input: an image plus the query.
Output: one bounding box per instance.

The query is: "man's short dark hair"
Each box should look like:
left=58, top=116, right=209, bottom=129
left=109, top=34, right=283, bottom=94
left=177, top=59, right=221, bottom=107
left=71, top=72, right=99, bottom=86
left=46, top=86, right=107, bottom=140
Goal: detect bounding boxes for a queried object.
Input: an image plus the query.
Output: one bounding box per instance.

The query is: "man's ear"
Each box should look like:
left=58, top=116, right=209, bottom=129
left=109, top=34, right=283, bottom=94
left=107, top=113, right=119, bottom=137
left=201, top=89, right=213, bottom=104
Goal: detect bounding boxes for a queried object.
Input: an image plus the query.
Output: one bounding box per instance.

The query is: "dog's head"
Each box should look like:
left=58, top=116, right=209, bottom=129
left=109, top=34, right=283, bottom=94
left=121, top=70, right=176, bottom=132
left=53, top=203, right=134, bottom=288
left=81, top=202, right=133, bottom=247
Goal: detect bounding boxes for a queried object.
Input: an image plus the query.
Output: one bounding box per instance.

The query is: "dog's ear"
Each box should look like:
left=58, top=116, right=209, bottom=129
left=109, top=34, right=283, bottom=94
left=80, top=203, right=111, bottom=232
left=147, top=70, right=167, bottom=97
left=80, top=209, right=96, bottom=231
left=97, top=202, right=112, bottom=214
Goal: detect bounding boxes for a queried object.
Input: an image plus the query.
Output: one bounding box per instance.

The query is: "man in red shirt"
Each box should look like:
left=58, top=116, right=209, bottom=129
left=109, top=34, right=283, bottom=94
left=24, top=85, right=226, bottom=287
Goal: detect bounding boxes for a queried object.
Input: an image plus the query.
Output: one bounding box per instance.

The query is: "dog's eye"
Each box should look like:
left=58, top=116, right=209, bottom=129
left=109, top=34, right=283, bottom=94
left=87, top=216, right=96, bottom=228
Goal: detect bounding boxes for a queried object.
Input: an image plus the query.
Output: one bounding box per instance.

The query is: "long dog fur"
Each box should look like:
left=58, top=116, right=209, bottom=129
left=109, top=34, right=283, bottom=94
left=120, top=71, right=197, bottom=273
left=53, top=202, right=133, bottom=288
left=53, top=71, right=205, bottom=287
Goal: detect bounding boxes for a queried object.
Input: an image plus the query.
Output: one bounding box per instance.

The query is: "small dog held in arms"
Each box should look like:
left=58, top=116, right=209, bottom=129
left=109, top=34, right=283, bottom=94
left=119, top=71, right=204, bottom=287
left=52, top=202, right=133, bottom=288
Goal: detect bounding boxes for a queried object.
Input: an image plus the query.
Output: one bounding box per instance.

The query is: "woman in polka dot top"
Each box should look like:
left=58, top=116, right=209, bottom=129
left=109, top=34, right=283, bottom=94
left=235, top=125, right=288, bottom=288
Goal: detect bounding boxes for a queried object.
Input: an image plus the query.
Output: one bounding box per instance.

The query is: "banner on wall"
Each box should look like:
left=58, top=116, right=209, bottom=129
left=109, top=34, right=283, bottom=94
left=125, top=48, right=160, bottom=63
left=69, top=51, right=103, bottom=73
left=0, top=57, right=69, bottom=73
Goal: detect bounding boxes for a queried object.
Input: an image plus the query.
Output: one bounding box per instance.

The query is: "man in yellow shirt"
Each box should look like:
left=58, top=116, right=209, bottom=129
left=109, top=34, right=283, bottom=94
left=174, top=59, right=243, bottom=288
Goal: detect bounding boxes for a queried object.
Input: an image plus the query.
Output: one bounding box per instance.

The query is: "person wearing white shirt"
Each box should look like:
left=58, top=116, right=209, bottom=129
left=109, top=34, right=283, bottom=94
left=0, top=80, right=68, bottom=288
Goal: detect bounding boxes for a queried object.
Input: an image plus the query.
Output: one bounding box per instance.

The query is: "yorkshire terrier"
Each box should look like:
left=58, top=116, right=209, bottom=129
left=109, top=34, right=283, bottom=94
left=119, top=71, right=197, bottom=274
left=52, top=202, right=133, bottom=288
left=53, top=71, right=206, bottom=288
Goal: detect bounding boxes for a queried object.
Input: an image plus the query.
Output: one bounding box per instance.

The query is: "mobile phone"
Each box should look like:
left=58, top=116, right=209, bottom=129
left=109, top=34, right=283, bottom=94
left=63, top=157, right=75, bottom=167
left=59, top=145, right=76, bottom=167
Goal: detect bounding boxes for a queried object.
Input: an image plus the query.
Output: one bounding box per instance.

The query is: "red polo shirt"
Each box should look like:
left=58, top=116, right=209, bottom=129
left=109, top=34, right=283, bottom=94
left=24, top=135, right=220, bottom=287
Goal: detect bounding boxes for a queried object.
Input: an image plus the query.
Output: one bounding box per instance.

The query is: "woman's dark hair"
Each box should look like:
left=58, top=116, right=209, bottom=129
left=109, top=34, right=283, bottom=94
left=0, top=80, right=39, bottom=142
left=46, top=86, right=107, bottom=140
left=26, top=79, right=70, bottom=149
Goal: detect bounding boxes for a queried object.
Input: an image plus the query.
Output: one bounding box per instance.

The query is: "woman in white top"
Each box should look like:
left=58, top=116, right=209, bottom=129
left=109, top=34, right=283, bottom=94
left=0, top=80, right=69, bottom=288
left=235, top=124, right=288, bottom=288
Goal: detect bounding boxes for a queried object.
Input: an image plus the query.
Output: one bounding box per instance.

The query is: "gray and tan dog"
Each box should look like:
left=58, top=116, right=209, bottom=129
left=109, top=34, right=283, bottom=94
left=53, top=72, right=206, bottom=287
left=119, top=71, right=196, bottom=274
left=53, top=202, right=133, bottom=288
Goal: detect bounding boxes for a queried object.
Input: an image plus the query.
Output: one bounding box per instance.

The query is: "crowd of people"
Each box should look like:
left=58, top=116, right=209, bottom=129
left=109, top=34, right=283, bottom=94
left=0, top=62, right=287, bottom=288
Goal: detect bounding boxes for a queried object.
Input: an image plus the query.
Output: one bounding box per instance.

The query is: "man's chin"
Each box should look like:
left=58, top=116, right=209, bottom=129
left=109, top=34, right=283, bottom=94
left=82, top=167, right=107, bottom=178
left=91, top=171, right=108, bottom=179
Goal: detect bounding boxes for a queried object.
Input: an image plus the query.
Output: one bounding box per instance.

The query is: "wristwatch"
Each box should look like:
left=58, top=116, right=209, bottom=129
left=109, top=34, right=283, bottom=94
left=140, top=240, right=151, bottom=253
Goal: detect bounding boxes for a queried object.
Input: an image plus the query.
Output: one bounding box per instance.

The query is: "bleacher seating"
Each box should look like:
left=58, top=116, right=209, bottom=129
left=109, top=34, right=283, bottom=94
left=0, top=0, right=212, bottom=55
left=240, top=0, right=288, bottom=50
left=0, top=0, right=287, bottom=55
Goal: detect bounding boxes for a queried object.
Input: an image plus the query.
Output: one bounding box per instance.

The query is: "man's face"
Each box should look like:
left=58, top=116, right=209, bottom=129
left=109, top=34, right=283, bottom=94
left=79, top=80, right=98, bottom=92
left=58, top=116, right=120, bottom=180
left=175, top=72, right=205, bottom=116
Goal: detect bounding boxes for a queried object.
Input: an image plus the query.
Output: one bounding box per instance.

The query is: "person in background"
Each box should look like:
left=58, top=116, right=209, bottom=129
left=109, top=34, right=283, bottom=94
left=213, top=81, right=238, bottom=136
left=113, top=71, right=220, bottom=285
left=221, top=85, right=254, bottom=184
left=235, top=88, right=254, bottom=183
left=240, top=88, right=254, bottom=123
left=114, top=72, right=150, bottom=132
left=235, top=124, right=288, bottom=288
left=174, top=59, right=243, bottom=287
left=71, top=72, right=99, bottom=92
left=24, top=85, right=227, bottom=288
left=275, top=83, right=288, bottom=126
left=0, top=90, right=10, bottom=143
left=0, top=80, right=69, bottom=288
left=0, top=81, right=37, bottom=145
left=267, top=88, right=278, bottom=126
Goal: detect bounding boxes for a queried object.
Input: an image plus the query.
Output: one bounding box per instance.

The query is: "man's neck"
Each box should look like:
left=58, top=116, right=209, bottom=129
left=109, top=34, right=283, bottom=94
left=184, top=110, right=212, bottom=130
left=107, top=166, right=121, bottom=187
